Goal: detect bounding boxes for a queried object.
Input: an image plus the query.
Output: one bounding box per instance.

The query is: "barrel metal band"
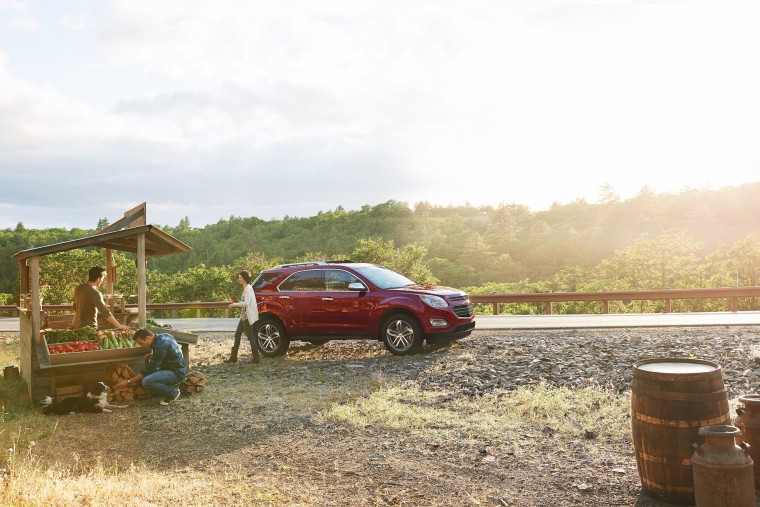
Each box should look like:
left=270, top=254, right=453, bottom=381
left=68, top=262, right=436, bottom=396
left=640, top=475, right=694, bottom=493
left=638, top=451, right=691, bottom=466
left=631, top=385, right=727, bottom=402
left=632, top=410, right=729, bottom=428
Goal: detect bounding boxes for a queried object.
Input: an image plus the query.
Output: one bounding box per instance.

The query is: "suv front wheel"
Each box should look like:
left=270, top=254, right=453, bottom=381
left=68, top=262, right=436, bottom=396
left=254, top=318, right=290, bottom=357
left=381, top=314, right=424, bottom=355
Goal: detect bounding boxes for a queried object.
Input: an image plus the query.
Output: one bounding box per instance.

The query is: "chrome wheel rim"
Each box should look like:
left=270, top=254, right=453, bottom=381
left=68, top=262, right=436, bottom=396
left=386, top=319, right=414, bottom=351
left=257, top=323, right=281, bottom=352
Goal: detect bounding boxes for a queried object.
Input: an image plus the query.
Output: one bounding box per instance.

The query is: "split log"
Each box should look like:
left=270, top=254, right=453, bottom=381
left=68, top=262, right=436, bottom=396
left=105, top=363, right=141, bottom=402
left=183, top=370, right=207, bottom=393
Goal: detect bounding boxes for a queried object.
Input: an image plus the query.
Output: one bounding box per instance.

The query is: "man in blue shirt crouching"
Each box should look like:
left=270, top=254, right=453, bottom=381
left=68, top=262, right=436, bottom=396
left=115, top=329, right=187, bottom=406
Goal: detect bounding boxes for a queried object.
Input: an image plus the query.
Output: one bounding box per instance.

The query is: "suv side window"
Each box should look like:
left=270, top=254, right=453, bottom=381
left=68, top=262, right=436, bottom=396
left=278, top=270, right=324, bottom=291
left=324, top=269, right=364, bottom=291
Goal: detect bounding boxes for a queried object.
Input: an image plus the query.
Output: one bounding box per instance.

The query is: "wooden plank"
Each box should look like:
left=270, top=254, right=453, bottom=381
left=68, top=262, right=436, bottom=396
left=31, top=356, right=145, bottom=401
left=98, top=203, right=147, bottom=233
left=35, top=344, right=144, bottom=369
left=12, top=225, right=189, bottom=261
left=20, top=312, right=32, bottom=399
left=40, top=340, right=144, bottom=367
left=137, top=233, right=146, bottom=327
left=148, top=327, right=198, bottom=345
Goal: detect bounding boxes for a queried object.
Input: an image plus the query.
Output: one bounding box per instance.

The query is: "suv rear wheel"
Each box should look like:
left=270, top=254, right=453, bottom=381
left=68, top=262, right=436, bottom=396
left=381, top=314, right=424, bottom=355
left=254, top=318, right=290, bottom=357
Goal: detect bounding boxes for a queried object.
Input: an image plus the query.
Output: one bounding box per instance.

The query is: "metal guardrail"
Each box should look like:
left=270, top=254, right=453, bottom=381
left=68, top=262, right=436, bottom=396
left=3, top=286, right=760, bottom=317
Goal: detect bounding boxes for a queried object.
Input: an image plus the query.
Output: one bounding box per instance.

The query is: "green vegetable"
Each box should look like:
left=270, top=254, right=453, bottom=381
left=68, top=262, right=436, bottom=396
left=47, top=326, right=97, bottom=344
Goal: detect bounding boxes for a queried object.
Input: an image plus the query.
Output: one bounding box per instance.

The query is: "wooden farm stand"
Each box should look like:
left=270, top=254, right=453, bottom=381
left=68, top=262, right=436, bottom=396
left=12, top=204, right=192, bottom=400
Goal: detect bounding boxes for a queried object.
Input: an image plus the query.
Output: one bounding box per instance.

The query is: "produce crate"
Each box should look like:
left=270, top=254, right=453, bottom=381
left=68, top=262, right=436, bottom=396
left=149, top=327, right=198, bottom=345
left=55, top=383, right=83, bottom=403
left=43, top=335, right=145, bottom=366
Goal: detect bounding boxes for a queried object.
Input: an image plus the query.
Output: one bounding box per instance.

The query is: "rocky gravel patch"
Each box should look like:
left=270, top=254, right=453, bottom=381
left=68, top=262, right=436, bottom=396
left=193, top=325, right=760, bottom=400
left=415, top=326, right=760, bottom=398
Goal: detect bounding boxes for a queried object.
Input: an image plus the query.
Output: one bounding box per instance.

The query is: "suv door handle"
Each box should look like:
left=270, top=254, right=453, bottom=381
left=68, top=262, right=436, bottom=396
left=278, top=295, right=290, bottom=299
left=321, top=297, right=333, bottom=301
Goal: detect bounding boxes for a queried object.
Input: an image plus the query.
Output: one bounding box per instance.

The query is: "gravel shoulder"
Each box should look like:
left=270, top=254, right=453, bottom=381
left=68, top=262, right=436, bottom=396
left=8, top=326, right=760, bottom=506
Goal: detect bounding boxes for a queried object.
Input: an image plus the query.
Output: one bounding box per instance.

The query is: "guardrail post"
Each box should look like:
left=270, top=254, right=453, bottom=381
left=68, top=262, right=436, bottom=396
left=731, top=297, right=738, bottom=312
left=170, top=310, right=176, bottom=318
left=224, top=309, right=229, bottom=318
left=492, top=303, right=498, bottom=315
left=665, top=299, right=672, bottom=313
left=196, top=308, right=201, bottom=318
left=546, top=302, right=553, bottom=315
left=602, top=300, right=609, bottom=314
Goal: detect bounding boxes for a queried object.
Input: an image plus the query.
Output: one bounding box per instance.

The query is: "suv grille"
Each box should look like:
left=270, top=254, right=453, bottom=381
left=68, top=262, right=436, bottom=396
left=452, top=297, right=474, bottom=318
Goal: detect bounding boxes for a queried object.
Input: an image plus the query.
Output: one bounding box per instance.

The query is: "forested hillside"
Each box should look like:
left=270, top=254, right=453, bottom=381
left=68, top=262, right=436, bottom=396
left=3, top=182, right=760, bottom=313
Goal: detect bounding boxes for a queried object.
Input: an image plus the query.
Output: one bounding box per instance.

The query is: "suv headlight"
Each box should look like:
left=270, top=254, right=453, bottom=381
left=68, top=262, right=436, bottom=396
left=420, top=295, right=448, bottom=308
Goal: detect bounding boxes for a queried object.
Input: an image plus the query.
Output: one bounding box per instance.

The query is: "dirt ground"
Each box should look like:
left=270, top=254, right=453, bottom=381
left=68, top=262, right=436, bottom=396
left=7, top=328, right=753, bottom=507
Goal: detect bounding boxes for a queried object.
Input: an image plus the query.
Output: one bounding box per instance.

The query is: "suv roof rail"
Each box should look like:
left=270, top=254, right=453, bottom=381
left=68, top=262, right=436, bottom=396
left=272, top=262, right=324, bottom=269
left=271, top=259, right=354, bottom=269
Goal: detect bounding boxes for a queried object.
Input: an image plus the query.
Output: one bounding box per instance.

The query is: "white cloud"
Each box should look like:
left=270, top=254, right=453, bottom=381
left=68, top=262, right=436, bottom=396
left=58, top=12, right=92, bottom=31
left=0, top=0, right=26, bottom=12
left=6, top=14, right=38, bottom=30
left=1, top=1, right=760, bottom=228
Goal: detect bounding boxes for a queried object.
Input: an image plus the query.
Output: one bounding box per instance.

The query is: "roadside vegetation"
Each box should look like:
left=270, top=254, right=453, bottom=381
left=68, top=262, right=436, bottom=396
left=3, top=183, right=760, bottom=316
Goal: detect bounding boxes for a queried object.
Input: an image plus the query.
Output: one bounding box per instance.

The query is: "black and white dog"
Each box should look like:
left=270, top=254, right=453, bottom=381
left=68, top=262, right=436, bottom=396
left=41, top=381, right=127, bottom=415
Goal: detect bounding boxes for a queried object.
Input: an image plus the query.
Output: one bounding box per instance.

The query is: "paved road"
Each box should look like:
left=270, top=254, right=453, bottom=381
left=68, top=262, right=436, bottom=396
left=3, top=311, right=760, bottom=333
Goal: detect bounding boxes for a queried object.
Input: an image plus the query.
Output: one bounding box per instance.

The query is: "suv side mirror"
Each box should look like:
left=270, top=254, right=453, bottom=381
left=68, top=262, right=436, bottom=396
left=348, top=282, right=368, bottom=292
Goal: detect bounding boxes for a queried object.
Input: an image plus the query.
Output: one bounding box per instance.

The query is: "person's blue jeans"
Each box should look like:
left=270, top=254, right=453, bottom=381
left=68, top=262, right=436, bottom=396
left=141, top=370, right=183, bottom=399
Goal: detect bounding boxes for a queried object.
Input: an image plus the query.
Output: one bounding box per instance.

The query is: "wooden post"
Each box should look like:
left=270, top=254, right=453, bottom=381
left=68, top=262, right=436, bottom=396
left=105, top=248, right=115, bottom=295
left=546, top=302, right=553, bottom=315
left=30, top=256, right=40, bottom=343
left=665, top=299, right=672, bottom=313
left=19, top=260, right=30, bottom=295
left=137, top=234, right=147, bottom=327
left=21, top=256, right=41, bottom=399
left=730, top=297, right=738, bottom=312
left=602, top=300, right=609, bottom=314
left=492, top=303, right=498, bottom=315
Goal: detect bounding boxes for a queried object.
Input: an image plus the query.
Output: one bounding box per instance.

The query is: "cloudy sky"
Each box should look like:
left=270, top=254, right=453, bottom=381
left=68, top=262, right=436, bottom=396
left=1, top=1, right=759, bottom=230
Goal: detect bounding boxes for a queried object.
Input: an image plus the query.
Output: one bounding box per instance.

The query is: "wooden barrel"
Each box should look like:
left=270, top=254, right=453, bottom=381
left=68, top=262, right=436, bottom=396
left=631, top=358, right=730, bottom=505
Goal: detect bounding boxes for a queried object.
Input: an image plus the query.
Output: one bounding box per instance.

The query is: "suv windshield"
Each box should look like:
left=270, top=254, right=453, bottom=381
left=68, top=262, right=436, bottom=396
left=354, top=266, right=416, bottom=289
left=252, top=272, right=280, bottom=290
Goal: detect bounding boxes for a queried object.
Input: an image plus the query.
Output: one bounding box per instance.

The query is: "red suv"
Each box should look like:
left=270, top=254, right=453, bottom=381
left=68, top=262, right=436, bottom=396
left=250, top=261, right=476, bottom=356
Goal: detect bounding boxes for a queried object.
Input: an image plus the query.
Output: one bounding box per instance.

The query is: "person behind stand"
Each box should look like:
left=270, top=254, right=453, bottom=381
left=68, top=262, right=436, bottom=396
left=223, top=270, right=260, bottom=364
left=71, top=266, right=130, bottom=331
left=114, top=328, right=186, bottom=406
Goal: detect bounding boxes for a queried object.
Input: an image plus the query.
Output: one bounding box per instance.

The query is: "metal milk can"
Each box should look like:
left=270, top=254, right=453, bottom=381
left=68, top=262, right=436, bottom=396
left=734, top=393, right=760, bottom=486
left=691, top=425, right=755, bottom=507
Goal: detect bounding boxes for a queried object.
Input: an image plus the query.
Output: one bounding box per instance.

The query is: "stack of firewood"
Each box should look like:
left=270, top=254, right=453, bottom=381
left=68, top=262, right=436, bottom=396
left=183, top=371, right=207, bottom=393
left=105, top=363, right=146, bottom=402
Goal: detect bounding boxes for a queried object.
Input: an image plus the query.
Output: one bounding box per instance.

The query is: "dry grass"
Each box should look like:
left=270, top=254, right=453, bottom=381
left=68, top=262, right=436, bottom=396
left=325, top=382, right=631, bottom=444
left=2, top=458, right=283, bottom=506
left=1, top=331, right=637, bottom=506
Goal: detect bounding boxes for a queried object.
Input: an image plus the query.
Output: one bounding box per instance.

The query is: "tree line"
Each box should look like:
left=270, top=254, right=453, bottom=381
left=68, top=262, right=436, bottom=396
left=2, top=182, right=760, bottom=315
